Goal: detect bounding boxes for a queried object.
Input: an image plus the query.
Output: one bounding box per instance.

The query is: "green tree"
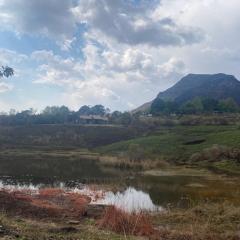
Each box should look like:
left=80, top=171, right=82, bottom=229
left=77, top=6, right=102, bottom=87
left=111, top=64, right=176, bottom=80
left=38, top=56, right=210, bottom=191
left=90, top=105, right=106, bottom=116
left=201, top=98, right=219, bottom=112
left=180, top=101, right=197, bottom=114
left=218, top=98, right=239, bottom=112
left=119, top=112, right=132, bottom=126
left=150, top=98, right=166, bottom=115
left=78, top=105, right=91, bottom=115
left=163, top=101, right=178, bottom=114
left=0, top=66, right=14, bottom=78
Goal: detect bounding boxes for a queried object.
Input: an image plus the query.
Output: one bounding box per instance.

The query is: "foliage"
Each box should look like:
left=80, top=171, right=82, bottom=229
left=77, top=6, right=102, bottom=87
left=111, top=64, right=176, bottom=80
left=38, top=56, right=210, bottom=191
left=78, top=105, right=109, bottom=116
left=150, top=97, right=240, bottom=115
left=0, top=66, right=14, bottom=78
left=0, top=104, right=112, bottom=125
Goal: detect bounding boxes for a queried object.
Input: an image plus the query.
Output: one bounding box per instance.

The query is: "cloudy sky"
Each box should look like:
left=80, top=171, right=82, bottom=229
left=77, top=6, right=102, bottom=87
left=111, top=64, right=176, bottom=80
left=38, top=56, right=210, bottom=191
left=0, top=0, right=240, bottom=112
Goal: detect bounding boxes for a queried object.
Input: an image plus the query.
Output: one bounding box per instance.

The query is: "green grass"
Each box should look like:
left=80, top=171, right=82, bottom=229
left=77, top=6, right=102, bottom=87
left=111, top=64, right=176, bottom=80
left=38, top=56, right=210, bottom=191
left=98, top=125, right=240, bottom=162
left=0, top=213, right=136, bottom=240
left=212, top=160, right=240, bottom=175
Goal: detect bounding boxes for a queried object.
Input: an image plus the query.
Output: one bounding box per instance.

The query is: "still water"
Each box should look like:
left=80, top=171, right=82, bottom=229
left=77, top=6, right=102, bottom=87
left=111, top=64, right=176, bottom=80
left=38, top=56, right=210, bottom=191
left=0, top=156, right=239, bottom=208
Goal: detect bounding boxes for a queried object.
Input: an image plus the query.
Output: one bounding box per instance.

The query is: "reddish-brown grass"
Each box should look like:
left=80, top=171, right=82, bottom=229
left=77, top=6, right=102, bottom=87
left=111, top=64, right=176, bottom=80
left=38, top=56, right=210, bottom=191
left=98, top=206, right=155, bottom=237
left=38, top=188, right=65, bottom=198
left=0, top=188, right=91, bottom=220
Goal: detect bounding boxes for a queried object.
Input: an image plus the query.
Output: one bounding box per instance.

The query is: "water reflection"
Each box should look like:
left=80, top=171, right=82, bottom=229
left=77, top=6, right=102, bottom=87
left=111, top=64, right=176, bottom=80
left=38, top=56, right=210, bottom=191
left=0, top=180, right=162, bottom=213
left=96, top=187, right=162, bottom=213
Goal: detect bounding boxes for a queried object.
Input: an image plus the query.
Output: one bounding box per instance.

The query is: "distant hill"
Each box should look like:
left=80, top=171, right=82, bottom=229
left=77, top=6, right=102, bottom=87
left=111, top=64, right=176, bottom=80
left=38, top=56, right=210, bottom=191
left=131, top=101, right=152, bottom=114
left=134, top=73, right=240, bottom=113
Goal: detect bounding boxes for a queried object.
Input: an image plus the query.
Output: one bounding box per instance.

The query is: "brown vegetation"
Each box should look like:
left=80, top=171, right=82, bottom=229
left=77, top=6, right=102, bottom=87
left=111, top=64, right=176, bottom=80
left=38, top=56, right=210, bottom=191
left=0, top=188, right=91, bottom=220
left=153, top=202, right=240, bottom=240
left=98, top=206, right=156, bottom=237
left=99, top=155, right=169, bottom=170
left=190, top=144, right=240, bottom=163
left=0, top=187, right=240, bottom=239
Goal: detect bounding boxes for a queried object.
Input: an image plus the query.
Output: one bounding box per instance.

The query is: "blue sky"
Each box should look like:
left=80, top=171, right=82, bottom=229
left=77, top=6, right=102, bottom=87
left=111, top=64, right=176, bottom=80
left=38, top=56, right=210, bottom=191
left=0, top=0, right=240, bottom=112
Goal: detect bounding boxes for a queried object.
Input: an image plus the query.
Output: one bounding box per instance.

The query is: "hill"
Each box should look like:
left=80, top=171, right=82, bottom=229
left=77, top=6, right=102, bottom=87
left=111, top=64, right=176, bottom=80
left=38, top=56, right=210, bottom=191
left=157, top=73, right=240, bottom=104
left=134, top=73, right=240, bottom=113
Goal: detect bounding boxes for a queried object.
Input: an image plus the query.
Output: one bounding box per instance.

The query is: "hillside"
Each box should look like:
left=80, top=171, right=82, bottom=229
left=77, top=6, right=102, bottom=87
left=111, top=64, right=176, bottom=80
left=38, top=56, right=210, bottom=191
left=135, top=73, right=240, bottom=113
left=98, top=125, right=240, bottom=174
left=158, top=73, right=240, bottom=104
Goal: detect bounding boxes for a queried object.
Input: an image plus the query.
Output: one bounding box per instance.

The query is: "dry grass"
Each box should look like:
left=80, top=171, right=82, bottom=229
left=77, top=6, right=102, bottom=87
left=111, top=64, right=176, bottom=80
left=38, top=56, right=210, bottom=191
left=1, top=187, right=240, bottom=239
left=98, top=206, right=155, bottom=237
left=99, top=155, right=169, bottom=170
left=97, top=201, right=240, bottom=239
left=0, top=188, right=91, bottom=220
left=153, top=202, right=240, bottom=240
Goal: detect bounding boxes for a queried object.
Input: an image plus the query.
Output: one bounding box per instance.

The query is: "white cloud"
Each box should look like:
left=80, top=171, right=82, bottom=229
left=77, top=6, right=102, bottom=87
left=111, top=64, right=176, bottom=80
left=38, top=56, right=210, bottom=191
left=0, top=48, right=27, bottom=65
left=0, top=0, right=76, bottom=48
left=73, top=0, right=204, bottom=47
left=31, top=41, right=187, bottom=110
left=2, top=0, right=240, bottom=111
left=0, top=82, right=13, bottom=93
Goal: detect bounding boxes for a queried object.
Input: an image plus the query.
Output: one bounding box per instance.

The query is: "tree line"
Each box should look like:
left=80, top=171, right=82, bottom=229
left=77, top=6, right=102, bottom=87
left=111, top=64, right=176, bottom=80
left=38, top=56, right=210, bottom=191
left=0, top=105, right=134, bottom=126
left=150, top=97, right=240, bottom=115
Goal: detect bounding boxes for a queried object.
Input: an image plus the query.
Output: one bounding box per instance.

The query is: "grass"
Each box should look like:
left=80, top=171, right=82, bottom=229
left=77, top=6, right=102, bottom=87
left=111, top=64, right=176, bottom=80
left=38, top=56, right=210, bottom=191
left=98, top=125, right=240, bottom=165
left=0, top=213, right=136, bottom=240
left=212, top=160, right=240, bottom=175
left=98, top=206, right=155, bottom=237
left=1, top=201, right=239, bottom=240
left=153, top=201, right=240, bottom=240
left=0, top=124, right=137, bottom=149
left=98, top=155, right=169, bottom=170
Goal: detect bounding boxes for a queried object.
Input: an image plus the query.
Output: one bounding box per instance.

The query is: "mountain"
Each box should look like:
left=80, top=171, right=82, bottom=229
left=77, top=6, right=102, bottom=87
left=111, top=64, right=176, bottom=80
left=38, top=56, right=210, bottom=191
left=134, top=73, right=240, bottom=113
left=157, top=73, right=240, bottom=104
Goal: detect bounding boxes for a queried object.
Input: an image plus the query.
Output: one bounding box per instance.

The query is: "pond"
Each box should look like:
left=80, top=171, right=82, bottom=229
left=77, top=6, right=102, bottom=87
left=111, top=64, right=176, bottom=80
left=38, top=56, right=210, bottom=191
left=0, top=154, right=239, bottom=209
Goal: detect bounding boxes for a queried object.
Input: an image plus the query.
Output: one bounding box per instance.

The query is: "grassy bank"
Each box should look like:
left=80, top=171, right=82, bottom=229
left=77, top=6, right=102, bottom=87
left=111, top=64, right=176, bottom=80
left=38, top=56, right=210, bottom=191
left=0, top=201, right=239, bottom=240
left=97, top=125, right=240, bottom=173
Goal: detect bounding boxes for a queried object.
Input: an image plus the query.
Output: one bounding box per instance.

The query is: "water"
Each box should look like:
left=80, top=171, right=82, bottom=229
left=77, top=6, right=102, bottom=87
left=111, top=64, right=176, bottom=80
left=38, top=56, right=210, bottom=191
left=0, top=155, right=239, bottom=209
left=95, top=187, right=163, bottom=212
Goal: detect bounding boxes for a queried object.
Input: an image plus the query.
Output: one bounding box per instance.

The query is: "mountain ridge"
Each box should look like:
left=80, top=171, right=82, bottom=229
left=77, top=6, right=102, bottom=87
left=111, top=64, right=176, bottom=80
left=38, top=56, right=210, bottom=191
left=134, top=73, right=240, bottom=113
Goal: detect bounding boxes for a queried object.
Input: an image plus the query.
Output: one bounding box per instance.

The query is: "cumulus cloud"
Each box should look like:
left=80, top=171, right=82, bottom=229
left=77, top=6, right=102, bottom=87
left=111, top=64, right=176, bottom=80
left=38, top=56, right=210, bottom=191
left=31, top=43, right=187, bottom=110
left=0, top=82, right=13, bottom=93
left=0, top=48, right=27, bottom=65
left=73, top=0, right=204, bottom=47
left=3, top=0, right=240, bottom=111
left=0, top=0, right=76, bottom=43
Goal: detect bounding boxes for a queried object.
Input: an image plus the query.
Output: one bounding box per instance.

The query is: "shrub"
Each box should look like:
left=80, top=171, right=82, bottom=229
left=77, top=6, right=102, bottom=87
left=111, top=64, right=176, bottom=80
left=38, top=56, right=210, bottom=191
left=98, top=206, right=155, bottom=236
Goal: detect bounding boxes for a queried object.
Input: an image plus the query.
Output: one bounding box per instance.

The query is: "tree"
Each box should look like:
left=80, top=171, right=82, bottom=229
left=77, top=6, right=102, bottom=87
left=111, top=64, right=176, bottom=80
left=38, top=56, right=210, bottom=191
left=0, top=66, right=14, bottom=78
left=90, top=105, right=106, bottom=116
left=218, top=98, right=239, bottom=112
left=110, top=111, right=122, bottom=124
left=150, top=98, right=166, bottom=115
left=191, top=97, right=204, bottom=113
left=78, top=105, right=91, bottom=115
left=180, top=97, right=204, bottom=114
left=164, top=101, right=178, bottom=114
left=119, top=112, right=132, bottom=126
left=201, top=98, right=219, bottom=112
left=180, top=101, right=196, bottom=114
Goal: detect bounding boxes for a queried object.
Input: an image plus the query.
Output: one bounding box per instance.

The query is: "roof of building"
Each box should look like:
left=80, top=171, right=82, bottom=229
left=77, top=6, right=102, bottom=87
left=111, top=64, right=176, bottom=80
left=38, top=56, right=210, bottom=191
left=79, top=115, right=108, bottom=121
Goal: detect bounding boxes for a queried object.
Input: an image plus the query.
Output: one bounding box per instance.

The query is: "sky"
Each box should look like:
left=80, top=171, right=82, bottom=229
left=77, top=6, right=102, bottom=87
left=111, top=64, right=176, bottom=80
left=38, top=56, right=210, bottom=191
left=0, top=0, right=240, bottom=112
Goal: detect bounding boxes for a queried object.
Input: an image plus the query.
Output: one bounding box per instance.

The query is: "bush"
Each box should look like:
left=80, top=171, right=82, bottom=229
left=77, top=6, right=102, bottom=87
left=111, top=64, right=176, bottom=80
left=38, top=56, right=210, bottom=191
left=98, top=206, right=155, bottom=236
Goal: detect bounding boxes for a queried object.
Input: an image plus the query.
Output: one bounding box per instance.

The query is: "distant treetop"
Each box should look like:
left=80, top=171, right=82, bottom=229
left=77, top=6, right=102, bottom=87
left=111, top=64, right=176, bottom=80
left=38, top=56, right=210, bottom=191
left=0, top=66, right=14, bottom=78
